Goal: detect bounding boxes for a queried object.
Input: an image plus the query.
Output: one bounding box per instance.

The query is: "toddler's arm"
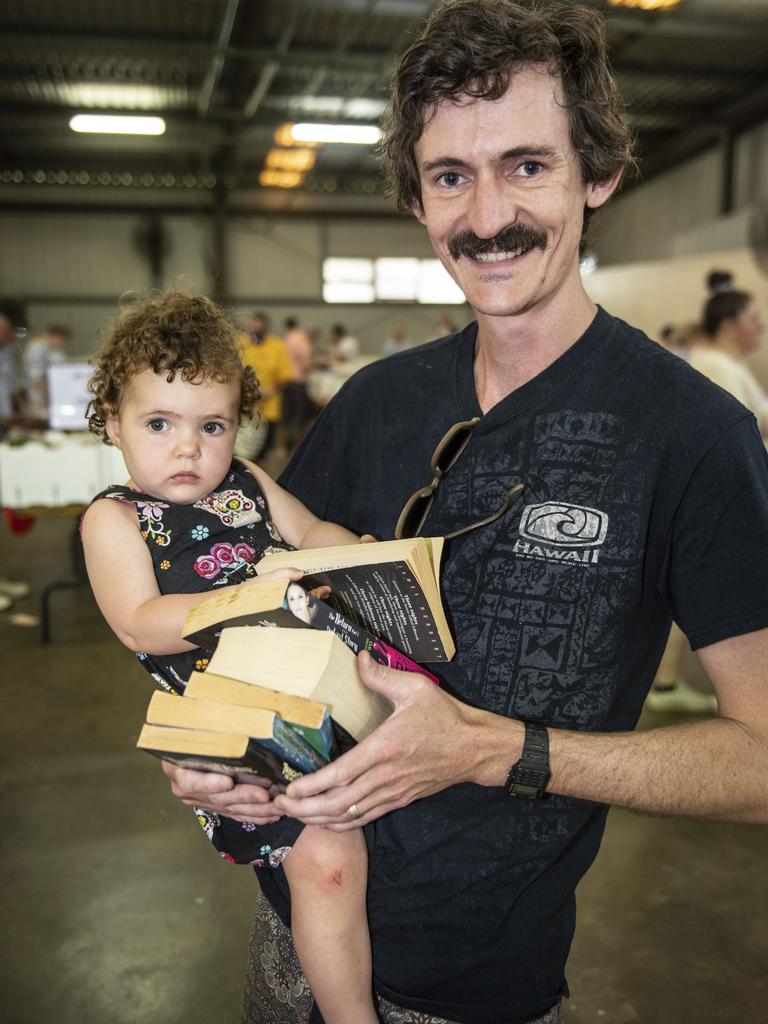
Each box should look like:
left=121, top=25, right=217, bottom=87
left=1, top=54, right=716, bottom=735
left=82, top=497, right=299, bottom=655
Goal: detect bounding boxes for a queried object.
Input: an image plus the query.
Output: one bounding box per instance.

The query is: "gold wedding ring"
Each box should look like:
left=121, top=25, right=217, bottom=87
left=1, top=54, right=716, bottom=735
left=345, top=802, right=362, bottom=820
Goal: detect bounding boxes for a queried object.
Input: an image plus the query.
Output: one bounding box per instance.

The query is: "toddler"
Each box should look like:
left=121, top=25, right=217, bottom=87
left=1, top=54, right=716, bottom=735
left=81, top=291, right=379, bottom=1024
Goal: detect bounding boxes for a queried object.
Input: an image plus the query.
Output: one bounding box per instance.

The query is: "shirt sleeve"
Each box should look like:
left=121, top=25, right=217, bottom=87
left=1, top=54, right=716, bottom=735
left=663, top=414, right=768, bottom=650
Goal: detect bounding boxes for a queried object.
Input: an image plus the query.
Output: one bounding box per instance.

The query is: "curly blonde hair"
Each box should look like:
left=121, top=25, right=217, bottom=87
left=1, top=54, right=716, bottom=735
left=87, top=291, right=259, bottom=442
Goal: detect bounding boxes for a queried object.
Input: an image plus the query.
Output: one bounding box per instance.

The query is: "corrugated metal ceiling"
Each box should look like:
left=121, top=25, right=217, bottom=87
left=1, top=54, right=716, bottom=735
left=1, top=0, right=766, bottom=206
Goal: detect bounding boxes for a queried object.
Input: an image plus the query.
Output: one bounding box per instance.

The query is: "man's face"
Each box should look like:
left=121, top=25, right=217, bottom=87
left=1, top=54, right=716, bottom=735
left=412, top=66, right=618, bottom=321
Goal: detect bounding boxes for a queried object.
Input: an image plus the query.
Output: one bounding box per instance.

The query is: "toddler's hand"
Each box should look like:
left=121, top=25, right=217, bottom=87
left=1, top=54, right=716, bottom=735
left=359, top=534, right=377, bottom=544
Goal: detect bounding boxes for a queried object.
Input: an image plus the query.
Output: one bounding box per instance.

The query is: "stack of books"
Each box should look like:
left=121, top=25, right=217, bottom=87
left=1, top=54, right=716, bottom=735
left=137, top=537, right=452, bottom=785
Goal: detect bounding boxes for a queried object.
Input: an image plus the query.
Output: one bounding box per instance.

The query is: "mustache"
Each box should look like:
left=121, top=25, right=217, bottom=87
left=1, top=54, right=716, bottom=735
left=447, top=223, right=547, bottom=262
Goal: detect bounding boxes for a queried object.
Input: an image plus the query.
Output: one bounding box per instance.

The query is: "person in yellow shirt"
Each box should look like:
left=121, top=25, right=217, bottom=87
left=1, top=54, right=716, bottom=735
left=238, top=311, right=293, bottom=459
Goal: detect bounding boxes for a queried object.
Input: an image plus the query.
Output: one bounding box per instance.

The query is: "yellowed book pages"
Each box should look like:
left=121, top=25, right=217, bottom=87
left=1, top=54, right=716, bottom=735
left=185, top=671, right=329, bottom=729
left=184, top=577, right=289, bottom=638
left=146, top=689, right=280, bottom=738
left=206, top=627, right=392, bottom=741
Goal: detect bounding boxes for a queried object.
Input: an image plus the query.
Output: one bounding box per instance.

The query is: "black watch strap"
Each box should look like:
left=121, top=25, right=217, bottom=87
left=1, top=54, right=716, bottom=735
left=505, top=720, right=551, bottom=799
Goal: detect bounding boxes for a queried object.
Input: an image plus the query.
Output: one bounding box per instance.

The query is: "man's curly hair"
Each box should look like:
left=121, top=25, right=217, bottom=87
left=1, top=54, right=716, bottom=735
left=379, top=0, right=635, bottom=243
left=87, top=291, right=259, bottom=443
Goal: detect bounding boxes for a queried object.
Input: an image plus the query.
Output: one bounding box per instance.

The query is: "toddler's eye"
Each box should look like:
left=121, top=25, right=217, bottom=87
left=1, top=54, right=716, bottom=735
left=147, top=418, right=166, bottom=432
left=202, top=421, right=224, bottom=435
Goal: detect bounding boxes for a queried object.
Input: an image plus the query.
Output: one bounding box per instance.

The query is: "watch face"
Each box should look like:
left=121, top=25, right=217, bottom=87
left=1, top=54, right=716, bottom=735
left=510, top=781, right=542, bottom=799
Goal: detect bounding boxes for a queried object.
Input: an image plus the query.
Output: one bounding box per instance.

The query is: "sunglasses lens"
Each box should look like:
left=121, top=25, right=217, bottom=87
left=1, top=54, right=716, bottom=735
left=396, top=488, right=434, bottom=540
left=433, top=424, right=475, bottom=476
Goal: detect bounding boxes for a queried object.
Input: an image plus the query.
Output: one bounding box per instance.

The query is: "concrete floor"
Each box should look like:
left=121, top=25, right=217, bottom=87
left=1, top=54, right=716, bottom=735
left=1, top=516, right=766, bottom=1024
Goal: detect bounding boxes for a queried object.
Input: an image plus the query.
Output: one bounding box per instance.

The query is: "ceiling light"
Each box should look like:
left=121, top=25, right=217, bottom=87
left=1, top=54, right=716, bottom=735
left=259, top=169, right=304, bottom=189
left=264, top=148, right=317, bottom=173
left=69, top=114, right=166, bottom=135
left=291, top=123, right=382, bottom=145
left=607, top=0, right=682, bottom=10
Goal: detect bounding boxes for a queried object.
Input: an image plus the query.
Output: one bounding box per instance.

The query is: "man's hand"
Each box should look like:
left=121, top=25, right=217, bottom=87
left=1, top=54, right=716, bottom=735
left=162, top=761, right=286, bottom=825
left=273, top=652, right=518, bottom=829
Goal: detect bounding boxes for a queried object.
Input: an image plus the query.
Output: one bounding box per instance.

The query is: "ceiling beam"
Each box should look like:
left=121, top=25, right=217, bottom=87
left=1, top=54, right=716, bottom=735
left=604, top=10, right=768, bottom=43
left=197, top=0, right=241, bottom=118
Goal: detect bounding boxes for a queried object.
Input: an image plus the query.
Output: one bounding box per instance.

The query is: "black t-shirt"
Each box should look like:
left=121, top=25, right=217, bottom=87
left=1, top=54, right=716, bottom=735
left=262, top=308, right=768, bottom=1023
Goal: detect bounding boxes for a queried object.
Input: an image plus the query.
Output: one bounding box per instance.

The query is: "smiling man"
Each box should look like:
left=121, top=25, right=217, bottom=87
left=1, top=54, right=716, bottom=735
left=164, top=3, right=768, bottom=1022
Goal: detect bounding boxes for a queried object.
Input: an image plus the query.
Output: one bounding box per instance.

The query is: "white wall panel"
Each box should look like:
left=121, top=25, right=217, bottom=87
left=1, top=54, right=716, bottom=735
left=735, top=120, right=768, bottom=208
left=0, top=213, right=149, bottom=296
left=227, top=218, right=323, bottom=299
left=592, top=150, right=722, bottom=265
left=164, top=216, right=211, bottom=293
left=326, top=218, right=434, bottom=258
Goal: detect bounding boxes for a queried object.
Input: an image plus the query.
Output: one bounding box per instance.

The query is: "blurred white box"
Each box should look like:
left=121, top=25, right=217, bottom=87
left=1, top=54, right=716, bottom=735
left=0, top=437, right=127, bottom=508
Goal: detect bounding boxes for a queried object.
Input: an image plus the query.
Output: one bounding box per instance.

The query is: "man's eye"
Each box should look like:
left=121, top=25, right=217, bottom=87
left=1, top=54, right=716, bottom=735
left=520, top=161, right=542, bottom=176
left=202, top=422, right=224, bottom=435
left=147, top=419, right=166, bottom=432
left=438, top=171, right=462, bottom=188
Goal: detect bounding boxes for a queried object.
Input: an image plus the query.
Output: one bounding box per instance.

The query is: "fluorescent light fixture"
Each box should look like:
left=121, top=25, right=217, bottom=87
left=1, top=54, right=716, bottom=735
left=258, top=169, right=304, bottom=189
left=264, top=148, right=317, bottom=173
left=579, top=254, right=598, bottom=275
left=417, top=261, right=466, bottom=305
left=323, top=258, right=373, bottom=284
left=58, top=84, right=182, bottom=109
left=323, top=282, right=375, bottom=304
left=69, top=114, right=166, bottom=135
left=375, top=258, right=419, bottom=300
left=607, top=0, right=681, bottom=9
left=291, top=123, right=382, bottom=145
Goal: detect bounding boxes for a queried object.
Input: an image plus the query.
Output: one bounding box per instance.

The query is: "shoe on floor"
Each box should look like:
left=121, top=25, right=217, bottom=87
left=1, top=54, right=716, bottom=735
left=646, top=680, right=718, bottom=714
left=0, top=578, right=30, bottom=600
left=0, top=593, right=12, bottom=613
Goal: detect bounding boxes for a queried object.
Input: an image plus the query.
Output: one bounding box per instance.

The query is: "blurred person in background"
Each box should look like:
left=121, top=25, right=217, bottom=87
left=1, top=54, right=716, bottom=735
left=236, top=312, right=293, bottom=461
left=23, top=323, right=71, bottom=421
left=688, top=271, right=768, bottom=436
left=381, top=324, right=413, bottom=358
left=328, top=323, right=360, bottom=364
left=0, top=313, right=23, bottom=425
left=0, top=312, right=31, bottom=610
left=280, top=316, right=313, bottom=451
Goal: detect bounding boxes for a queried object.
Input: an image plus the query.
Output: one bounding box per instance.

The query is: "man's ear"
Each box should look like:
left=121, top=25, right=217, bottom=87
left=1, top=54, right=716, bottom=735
left=105, top=413, right=121, bottom=449
left=410, top=197, right=427, bottom=226
left=585, top=168, right=623, bottom=212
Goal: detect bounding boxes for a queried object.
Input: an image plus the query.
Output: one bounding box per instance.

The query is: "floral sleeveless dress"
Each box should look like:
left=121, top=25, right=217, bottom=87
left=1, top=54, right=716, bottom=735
left=91, top=457, right=299, bottom=864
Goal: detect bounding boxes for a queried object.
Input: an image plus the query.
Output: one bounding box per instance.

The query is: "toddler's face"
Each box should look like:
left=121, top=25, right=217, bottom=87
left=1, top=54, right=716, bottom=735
left=106, top=368, right=240, bottom=504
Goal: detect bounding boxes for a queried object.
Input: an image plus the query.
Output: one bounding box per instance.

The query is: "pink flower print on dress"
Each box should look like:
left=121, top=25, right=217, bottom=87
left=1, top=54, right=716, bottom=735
left=210, top=542, right=236, bottom=565
left=194, top=554, right=220, bottom=579
left=194, top=488, right=260, bottom=527
left=234, top=542, right=256, bottom=562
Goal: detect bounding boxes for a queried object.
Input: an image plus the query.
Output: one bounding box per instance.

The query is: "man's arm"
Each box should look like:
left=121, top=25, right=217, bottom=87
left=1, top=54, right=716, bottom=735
left=272, top=629, right=768, bottom=829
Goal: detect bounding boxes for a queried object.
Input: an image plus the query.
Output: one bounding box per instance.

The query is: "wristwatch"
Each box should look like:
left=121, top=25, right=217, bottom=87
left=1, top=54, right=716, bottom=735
left=505, top=720, right=551, bottom=799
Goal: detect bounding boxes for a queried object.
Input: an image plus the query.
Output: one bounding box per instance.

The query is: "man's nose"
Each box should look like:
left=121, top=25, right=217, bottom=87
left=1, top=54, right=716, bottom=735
left=466, top=174, right=517, bottom=241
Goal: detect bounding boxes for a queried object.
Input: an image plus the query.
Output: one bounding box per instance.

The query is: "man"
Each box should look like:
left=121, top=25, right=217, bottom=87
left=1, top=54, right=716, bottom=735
left=280, top=316, right=313, bottom=448
left=0, top=313, right=22, bottom=424
left=238, top=312, right=294, bottom=459
left=166, top=3, right=768, bottom=1022
left=0, top=312, right=31, bottom=610
left=23, top=323, right=71, bottom=420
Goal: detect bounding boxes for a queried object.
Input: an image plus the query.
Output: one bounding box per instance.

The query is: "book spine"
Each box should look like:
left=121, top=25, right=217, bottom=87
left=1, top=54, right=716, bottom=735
left=270, top=715, right=330, bottom=773
left=284, top=713, right=336, bottom=760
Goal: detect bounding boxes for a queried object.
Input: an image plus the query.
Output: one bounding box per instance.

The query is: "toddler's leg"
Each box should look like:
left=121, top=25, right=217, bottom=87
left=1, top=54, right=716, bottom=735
left=283, top=824, right=378, bottom=1024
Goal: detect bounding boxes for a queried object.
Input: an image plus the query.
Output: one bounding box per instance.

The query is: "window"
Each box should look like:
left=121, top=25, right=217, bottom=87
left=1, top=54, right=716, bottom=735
left=322, top=257, right=466, bottom=305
